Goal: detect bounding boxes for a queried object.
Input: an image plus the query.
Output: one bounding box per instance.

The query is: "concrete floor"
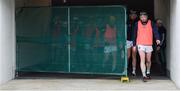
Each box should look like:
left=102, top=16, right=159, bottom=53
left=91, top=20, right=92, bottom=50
left=0, top=76, right=179, bottom=90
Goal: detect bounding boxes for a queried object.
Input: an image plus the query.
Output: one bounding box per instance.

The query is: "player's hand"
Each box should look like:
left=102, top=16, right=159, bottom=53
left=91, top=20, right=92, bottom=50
left=156, top=40, right=161, bottom=45
left=156, top=46, right=160, bottom=51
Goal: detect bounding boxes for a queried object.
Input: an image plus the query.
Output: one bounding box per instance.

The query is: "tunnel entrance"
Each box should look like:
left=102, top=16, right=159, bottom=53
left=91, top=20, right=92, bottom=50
left=16, top=0, right=167, bottom=78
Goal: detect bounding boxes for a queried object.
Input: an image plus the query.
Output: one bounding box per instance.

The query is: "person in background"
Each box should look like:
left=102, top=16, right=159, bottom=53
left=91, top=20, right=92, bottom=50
left=155, top=19, right=167, bottom=75
left=103, top=16, right=117, bottom=71
left=127, top=10, right=138, bottom=76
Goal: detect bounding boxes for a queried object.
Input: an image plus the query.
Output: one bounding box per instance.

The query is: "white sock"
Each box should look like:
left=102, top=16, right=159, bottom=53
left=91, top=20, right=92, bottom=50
left=147, top=69, right=150, bottom=74
left=132, top=67, right=136, bottom=74
left=142, top=72, right=146, bottom=77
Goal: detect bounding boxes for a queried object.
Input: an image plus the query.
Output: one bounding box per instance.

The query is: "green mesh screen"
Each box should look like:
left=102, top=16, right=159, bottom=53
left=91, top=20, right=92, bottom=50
left=16, top=6, right=127, bottom=75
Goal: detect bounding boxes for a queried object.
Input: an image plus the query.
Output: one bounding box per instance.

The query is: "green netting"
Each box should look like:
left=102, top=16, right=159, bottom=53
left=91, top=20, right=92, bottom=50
left=16, top=6, right=127, bottom=75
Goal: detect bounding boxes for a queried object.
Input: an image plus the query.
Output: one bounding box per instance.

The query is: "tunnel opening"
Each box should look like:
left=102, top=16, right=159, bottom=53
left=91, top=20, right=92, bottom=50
left=15, top=0, right=168, bottom=78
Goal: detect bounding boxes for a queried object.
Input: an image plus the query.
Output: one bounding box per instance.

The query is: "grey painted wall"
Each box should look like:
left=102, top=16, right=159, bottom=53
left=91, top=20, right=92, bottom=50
left=170, top=0, right=180, bottom=88
left=0, top=0, right=15, bottom=85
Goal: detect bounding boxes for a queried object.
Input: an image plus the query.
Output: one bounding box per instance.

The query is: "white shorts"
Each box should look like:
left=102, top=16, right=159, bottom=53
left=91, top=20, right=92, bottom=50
left=104, top=45, right=117, bottom=53
left=127, top=40, right=133, bottom=49
left=137, top=45, right=153, bottom=53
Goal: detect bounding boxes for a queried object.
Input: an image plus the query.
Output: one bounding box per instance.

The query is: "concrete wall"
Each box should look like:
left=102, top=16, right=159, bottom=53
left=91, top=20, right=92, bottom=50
left=15, top=0, right=25, bottom=8
left=0, top=0, right=15, bottom=85
left=15, top=0, right=51, bottom=8
left=154, top=0, right=169, bottom=27
left=170, top=0, right=180, bottom=88
left=25, top=0, right=51, bottom=7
